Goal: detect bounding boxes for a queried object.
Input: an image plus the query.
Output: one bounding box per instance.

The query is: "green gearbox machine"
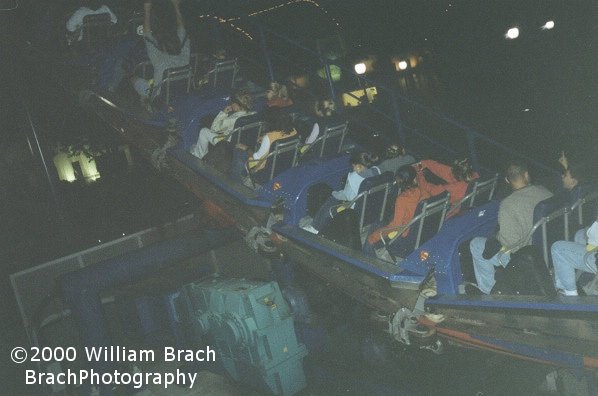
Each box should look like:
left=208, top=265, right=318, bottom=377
left=177, top=278, right=308, bottom=395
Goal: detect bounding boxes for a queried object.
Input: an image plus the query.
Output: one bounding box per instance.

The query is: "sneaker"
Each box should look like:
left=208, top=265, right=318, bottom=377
left=421, top=288, right=437, bottom=298
left=582, top=275, right=598, bottom=296
left=241, top=176, right=255, bottom=188
left=374, top=247, right=393, bottom=262
left=301, top=225, right=319, bottom=234
left=557, top=289, right=578, bottom=296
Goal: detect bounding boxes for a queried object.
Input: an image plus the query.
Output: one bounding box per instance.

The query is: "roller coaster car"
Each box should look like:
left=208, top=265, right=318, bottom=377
left=55, top=30, right=598, bottom=371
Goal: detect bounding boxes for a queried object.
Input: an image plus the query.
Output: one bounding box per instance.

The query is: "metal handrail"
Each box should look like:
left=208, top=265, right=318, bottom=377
left=301, top=121, right=348, bottom=158
left=329, top=180, right=397, bottom=233
left=446, top=174, right=499, bottom=217
left=380, top=193, right=451, bottom=260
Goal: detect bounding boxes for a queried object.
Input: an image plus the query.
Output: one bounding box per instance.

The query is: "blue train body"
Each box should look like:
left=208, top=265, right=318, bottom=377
left=64, top=31, right=598, bottom=374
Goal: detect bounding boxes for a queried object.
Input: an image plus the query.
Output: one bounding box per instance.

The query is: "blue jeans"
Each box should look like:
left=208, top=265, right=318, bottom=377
left=469, top=237, right=511, bottom=294
left=551, top=229, right=596, bottom=293
left=231, top=147, right=249, bottom=182
left=312, top=196, right=343, bottom=231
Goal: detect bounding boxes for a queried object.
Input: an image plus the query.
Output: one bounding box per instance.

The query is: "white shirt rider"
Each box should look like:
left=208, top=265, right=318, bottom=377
left=66, top=5, right=117, bottom=42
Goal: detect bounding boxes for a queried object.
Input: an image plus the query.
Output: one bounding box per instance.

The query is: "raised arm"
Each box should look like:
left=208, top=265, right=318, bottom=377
left=143, top=1, right=152, bottom=34
left=171, top=0, right=185, bottom=28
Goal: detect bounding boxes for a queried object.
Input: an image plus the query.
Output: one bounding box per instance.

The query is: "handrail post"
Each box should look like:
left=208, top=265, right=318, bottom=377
left=321, top=57, right=337, bottom=103
left=258, top=24, right=275, bottom=82
left=466, top=129, right=480, bottom=172
left=389, top=91, right=405, bottom=146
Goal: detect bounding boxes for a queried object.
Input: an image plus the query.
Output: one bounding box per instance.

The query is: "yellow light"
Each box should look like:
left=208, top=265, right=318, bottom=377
left=409, top=56, right=418, bottom=68
left=53, top=152, right=76, bottom=182
left=342, top=87, right=377, bottom=106
left=77, top=153, right=101, bottom=182
left=420, top=250, right=430, bottom=261
left=316, top=64, right=342, bottom=81
left=198, top=0, right=342, bottom=40
left=290, top=74, right=309, bottom=88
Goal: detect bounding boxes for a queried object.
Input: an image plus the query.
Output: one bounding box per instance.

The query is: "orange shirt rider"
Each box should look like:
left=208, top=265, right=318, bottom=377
left=367, top=183, right=431, bottom=245
left=247, top=129, right=297, bottom=172
left=415, top=159, right=479, bottom=206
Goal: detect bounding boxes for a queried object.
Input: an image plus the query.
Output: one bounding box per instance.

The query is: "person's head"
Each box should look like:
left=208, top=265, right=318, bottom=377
left=212, top=48, right=227, bottom=60
left=350, top=152, right=375, bottom=174
left=505, top=159, right=530, bottom=190
left=266, top=82, right=289, bottom=101
left=396, top=165, right=417, bottom=190
left=384, top=143, right=406, bottom=159
left=230, top=90, right=253, bottom=112
left=270, top=114, right=294, bottom=135
left=149, top=0, right=182, bottom=55
left=561, top=162, right=587, bottom=191
left=452, top=158, right=475, bottom=182
left=314, top=98, right=336, bottom=117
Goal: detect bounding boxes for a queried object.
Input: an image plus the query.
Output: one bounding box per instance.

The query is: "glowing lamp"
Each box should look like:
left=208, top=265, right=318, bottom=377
left=316, top=64, right=342, bottom=82
left=398, top=61, right=408, bottom=70
left=505, top=27, right=519, bottom=39
left=542, top=21, right=554, bottom=30
left=354, top=62, right=366, bottom=75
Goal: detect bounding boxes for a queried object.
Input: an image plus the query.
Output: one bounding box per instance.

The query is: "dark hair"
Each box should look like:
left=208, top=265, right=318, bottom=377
left=150, top=0, right=183, bottom=56
left=269, top=114, right=295, bottom=135
left=350, top=152, right=375, bottom=168
left=314, top=99, right=336, bottom=118
left=231, top=90, right=253, bottom=111
left=565, top=161, right=588, bottom=183
left=385, top=143, right=406, bottom=159
left=506, top=159, right=529, bottom=183
left=452, top=158, right=474, bottom=181
left=396, top=165, right=417, bottom=189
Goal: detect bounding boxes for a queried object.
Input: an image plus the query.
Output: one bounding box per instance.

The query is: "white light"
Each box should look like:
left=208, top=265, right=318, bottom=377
left=505, top=27, right=519, bottom=39
left=398, top=61, right=408, bottom=70
left=97, top=95, right=118, bottom=109
left=542, top=20, right=554, bottom=30
left=354, top=62, right=366, bottom=75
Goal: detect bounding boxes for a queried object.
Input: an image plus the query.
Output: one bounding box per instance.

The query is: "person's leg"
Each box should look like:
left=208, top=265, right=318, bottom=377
left=193, top=128, right=217, bottom=159
left=231, top=147, right=249, bottom=182
left=551, top=240, right=595, bottom=295
left=469, top=237, right=509, bottom=294
left=312, top=196, right=341, bottom=231
left=131, top=77, right=150, bottom=100
left=362, top=240, right=379, bottom=258
left=574, top=228, right=587, bottom=244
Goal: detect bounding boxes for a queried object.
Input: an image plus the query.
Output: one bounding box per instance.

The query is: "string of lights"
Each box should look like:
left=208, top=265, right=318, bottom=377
left=198, top=15, right=255, bottom=40
left=198, top=0, right=341, bottom=41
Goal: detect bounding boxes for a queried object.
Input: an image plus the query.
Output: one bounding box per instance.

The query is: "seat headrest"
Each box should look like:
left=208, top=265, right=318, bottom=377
left=358, top=171, right=395, bottom=193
